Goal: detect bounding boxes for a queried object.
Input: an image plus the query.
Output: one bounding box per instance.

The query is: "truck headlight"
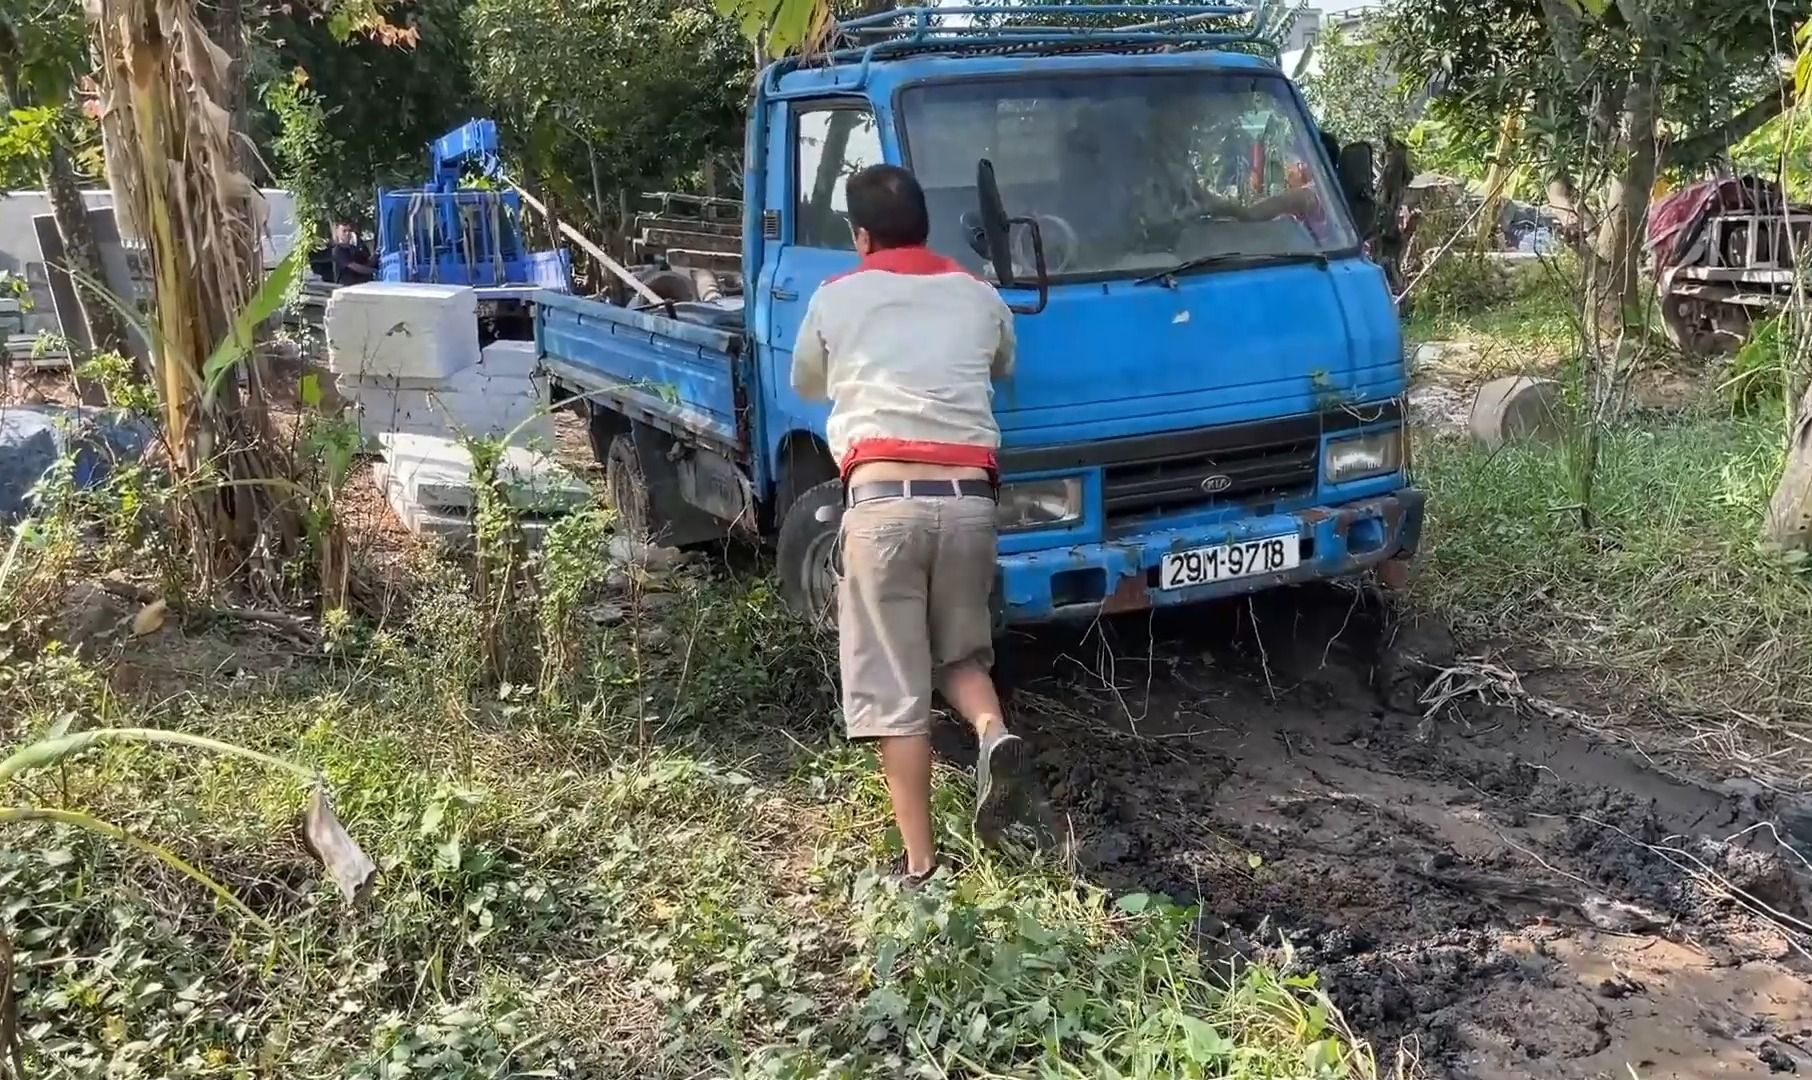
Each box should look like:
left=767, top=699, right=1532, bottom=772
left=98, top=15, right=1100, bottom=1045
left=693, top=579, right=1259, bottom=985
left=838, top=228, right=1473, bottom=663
left=997, top=477, right=1082, bottom=531
left=1324, top=429, right=1403, bottom=485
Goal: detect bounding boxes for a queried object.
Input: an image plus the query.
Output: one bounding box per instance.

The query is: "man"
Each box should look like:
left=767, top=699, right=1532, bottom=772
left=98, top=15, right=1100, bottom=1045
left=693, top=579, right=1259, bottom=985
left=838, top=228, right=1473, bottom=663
left=329, top=221, right=375, bottom=285
left=791, top=164, right=1026, bottom=886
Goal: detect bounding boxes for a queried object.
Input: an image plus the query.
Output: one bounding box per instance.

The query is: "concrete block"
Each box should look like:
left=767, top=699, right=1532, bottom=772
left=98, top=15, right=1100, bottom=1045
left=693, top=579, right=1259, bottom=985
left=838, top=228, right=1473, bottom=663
left=378, top=432, right=590, bottom=516
left=325, top=282, right=480, bottom=381
left=478, top=339, right=540, bottom=380
left=1469, top=375, right=1564, bottom=450
left=372, top=433, right=588, bottom=548
left=339, top=369, right=553, bottom=447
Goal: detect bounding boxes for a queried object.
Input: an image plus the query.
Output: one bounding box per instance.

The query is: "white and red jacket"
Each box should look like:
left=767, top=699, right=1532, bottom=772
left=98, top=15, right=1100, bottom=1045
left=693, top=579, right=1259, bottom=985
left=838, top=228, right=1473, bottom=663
left=790, top=246, right=1016, bottom=480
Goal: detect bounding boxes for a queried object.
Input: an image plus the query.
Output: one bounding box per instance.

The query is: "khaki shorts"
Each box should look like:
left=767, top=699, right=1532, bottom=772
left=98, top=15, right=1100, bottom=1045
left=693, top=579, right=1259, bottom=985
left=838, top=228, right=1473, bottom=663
left=838, top=495, right=997, bottom=739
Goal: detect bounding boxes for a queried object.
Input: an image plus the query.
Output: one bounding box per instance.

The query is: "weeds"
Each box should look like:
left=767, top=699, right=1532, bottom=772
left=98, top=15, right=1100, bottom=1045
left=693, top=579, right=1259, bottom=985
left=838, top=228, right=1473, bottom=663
left=0, top=457, right=1391, bottom=1078
left=1417, top=411, right=1812, bottom=767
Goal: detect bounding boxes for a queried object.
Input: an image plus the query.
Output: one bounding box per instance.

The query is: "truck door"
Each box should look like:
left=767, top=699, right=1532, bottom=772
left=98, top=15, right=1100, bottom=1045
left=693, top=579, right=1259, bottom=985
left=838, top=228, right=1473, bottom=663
left=761, top=99, right=886, bottom=447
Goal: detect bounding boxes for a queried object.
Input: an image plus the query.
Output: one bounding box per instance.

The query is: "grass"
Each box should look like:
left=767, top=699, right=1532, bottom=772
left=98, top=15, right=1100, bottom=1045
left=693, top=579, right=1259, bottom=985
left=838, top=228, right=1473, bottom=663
left=0, top=514, right=1392, bottom=1078
left=1415, top=408, right=1812, bottom=775
left=1403, top=255, right=1579, bottom=380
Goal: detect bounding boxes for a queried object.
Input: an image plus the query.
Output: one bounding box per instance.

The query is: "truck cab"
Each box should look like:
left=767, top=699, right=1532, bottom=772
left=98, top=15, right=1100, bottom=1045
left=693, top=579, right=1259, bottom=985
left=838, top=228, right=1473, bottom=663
left=539, top=2, right=1423, bottom=625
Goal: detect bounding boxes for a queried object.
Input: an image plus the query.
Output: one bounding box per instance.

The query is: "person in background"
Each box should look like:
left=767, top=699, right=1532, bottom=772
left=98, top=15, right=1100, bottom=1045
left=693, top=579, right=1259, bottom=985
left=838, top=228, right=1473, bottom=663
left=790, top=164, right=1028, bottom=888
left=329, top=221, right=375, bottom=285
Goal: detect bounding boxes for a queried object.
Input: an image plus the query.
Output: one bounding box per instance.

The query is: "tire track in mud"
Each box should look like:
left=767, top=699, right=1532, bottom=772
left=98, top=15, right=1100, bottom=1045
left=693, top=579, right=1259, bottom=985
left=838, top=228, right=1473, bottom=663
left=987, top=586, right=1812, bottom=1080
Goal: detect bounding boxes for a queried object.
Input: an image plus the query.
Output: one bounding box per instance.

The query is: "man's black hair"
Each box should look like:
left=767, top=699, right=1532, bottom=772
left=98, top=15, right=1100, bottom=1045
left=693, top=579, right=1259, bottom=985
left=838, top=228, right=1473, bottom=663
left=846, top=164, right=930, bottom=250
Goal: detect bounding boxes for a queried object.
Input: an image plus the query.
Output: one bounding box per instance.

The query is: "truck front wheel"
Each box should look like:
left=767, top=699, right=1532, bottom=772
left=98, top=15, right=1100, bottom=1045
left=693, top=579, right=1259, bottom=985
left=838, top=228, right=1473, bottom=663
left=776, top=479, right=842, bottom=630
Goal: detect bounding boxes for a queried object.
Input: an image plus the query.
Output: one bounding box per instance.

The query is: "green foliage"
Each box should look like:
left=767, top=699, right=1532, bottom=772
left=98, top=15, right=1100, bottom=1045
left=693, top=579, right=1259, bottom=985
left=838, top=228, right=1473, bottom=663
left=1413, top=252, right=1508, bottom=322
left=1388, top=0, right=1807, bottom=179
left=0, top=104, right=56, bottom=184
left=260, top=74, right=346, bottom=231
left=710, top=0, right=820, bottom=54
left=0, top=0, right=88, bottom=107
left=1300, top=25, right=1416, bottom=147
left=0, top=449, right=1384, bottom=1076
left=1732, top=111, right=1812, bottom=201
left=254, top=0, right=483, bottom=229
left=465, top=0, right=752, bottom=219
left=75, top=351, right=159, bottom=414
left=1723, top=314, right=1794, bottom=417
left=1, top=572, right=1384, bottom=1078
left=203, top=245, right=306, bottom=400
left=533, top=505, right=612, bottom=698
left=1419, top=409, right=1812, bottom=723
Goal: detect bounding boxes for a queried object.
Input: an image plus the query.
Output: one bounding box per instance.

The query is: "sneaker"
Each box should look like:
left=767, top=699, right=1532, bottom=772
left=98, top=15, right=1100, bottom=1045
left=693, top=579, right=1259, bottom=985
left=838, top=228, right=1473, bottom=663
left=888, top=853, right=938, bottom=893
left=975, top=728, right=1030, bottom=840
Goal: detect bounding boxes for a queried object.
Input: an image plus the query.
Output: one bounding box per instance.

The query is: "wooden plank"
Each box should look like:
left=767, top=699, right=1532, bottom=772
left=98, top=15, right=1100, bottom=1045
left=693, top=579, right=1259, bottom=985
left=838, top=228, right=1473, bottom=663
left=635, top=215, right=741, bottom=238
left=663, top=249, right=742, bottom=273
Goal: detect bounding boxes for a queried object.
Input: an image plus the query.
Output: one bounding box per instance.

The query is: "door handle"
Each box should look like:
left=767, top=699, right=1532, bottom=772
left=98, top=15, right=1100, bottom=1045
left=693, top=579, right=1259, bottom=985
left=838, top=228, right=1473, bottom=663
left=771, top=287, right=798, bottom=301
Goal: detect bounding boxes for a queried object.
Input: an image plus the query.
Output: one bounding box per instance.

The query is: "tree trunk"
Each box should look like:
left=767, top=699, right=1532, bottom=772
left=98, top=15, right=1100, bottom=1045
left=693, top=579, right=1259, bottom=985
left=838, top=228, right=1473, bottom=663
left=41, top=135, right=134, bottom=365
left=1769, top=385, right=1812, bottom=549
left=1593, top=81, right=1659, bottom=326
left=204, top=0, right=252, bottom=174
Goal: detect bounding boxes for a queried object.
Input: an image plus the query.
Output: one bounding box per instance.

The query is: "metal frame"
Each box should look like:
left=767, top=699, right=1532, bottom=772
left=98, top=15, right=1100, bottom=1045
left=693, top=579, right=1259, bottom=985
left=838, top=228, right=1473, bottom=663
left=830, top=3, right=1270, bottom=62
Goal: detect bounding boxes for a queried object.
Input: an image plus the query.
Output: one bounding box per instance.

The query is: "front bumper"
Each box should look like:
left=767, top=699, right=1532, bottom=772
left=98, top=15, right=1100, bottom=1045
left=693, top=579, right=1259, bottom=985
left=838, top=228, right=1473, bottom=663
left=996, top=489, right=1426, bottom=624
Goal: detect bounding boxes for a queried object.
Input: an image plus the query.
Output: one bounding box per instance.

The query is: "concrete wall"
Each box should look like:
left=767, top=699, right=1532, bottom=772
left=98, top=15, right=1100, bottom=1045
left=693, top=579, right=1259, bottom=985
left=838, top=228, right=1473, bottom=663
left=0, top=188, right=299, bottom=342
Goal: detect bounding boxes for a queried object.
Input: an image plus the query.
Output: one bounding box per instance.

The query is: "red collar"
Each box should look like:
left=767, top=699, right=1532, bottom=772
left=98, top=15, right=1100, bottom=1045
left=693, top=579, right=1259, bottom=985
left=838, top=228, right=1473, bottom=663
left=855, top=245, right=969, bottom=276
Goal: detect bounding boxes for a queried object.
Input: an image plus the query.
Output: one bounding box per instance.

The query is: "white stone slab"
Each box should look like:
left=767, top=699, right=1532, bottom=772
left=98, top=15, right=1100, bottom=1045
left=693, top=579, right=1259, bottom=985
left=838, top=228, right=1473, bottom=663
left=377, top=432, right=591, bottom=516
left=338, top=369, right=552, bottom=447
left=325, top=282, right=480, bottom=381
left=477, top=339, right=540, bottom=380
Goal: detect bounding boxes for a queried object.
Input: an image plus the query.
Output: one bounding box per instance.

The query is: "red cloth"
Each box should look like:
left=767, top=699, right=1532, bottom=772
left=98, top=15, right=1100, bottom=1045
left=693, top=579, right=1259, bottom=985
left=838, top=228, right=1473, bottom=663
left=840, top=439, right=998, bottom=483
left=826, top=245, right=975, bottom=283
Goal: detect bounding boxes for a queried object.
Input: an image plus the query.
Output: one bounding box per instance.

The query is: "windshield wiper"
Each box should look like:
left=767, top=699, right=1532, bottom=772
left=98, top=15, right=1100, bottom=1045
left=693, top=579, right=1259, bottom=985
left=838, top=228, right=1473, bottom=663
left=1134, top=250, right=1329, bottom=288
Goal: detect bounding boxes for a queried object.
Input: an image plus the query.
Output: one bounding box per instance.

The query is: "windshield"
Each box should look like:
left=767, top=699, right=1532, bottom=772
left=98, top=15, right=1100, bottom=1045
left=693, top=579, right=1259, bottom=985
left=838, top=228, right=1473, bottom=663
left=899, top=72, right=1358, bottom=281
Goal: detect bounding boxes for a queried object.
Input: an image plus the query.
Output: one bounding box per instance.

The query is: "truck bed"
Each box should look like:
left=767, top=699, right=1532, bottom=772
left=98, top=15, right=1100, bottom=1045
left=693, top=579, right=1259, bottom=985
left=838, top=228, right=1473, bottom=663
left=534, top=291, right=746, bottom=457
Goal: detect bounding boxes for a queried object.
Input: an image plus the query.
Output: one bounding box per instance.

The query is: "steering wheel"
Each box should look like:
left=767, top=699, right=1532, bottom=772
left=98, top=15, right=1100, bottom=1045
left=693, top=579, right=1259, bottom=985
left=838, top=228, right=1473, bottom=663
left=1011, top=213, right=1080, bottom=278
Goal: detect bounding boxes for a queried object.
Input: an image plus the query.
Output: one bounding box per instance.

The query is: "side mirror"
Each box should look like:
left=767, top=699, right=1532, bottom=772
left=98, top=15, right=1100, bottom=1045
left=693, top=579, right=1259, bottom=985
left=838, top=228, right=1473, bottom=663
left=971, top=158, right=1048, bottom=315
left=972, top=159, right=1015, bottom=285
left=1337, top=141, right=1380, bottom=237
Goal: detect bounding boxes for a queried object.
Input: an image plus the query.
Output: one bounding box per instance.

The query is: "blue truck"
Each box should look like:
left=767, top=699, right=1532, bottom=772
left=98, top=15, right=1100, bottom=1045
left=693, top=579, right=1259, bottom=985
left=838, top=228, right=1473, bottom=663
left=536, top=2, right=1423, bottom=626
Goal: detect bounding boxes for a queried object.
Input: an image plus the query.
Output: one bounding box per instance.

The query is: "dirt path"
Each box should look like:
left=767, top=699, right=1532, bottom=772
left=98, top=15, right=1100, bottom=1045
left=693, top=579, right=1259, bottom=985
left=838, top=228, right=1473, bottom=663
left=990, top=588, right=1812, bottom=1079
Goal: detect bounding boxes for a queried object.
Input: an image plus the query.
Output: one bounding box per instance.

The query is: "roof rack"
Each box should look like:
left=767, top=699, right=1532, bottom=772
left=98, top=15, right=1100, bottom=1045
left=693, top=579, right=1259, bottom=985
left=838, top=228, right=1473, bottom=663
left=827, top=3, right=1273, bottom=61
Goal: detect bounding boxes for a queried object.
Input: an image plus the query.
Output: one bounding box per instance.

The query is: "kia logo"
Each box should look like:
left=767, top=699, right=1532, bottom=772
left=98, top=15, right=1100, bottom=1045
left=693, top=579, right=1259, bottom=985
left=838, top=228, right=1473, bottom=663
left=1200, top=474, right=1233, bottom=494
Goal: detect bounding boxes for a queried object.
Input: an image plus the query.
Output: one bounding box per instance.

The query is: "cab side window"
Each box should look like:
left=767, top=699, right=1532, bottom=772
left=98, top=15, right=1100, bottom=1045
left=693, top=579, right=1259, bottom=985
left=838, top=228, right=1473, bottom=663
left=794, top=105, right=883, bottom=250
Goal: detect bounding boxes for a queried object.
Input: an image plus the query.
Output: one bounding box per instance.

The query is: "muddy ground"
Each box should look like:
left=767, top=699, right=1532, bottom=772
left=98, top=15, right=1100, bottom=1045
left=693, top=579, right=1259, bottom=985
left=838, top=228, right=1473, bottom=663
left=979, top=587, right=1812, bottom=1080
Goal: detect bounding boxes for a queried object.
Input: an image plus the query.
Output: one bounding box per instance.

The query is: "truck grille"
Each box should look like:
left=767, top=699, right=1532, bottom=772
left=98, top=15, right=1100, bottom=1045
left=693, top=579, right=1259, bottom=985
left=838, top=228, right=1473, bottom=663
left=997, top=402, right=1403, bottom=532
left=1102, top=437, right=1318, bottom=523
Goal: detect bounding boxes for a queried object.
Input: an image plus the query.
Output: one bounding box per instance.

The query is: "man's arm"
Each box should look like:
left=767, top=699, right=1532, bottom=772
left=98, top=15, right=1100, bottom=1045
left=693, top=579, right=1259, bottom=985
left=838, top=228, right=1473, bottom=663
left=791, top=296, right=829, bottom=400
left=990, top=296, right=1016, bottom=381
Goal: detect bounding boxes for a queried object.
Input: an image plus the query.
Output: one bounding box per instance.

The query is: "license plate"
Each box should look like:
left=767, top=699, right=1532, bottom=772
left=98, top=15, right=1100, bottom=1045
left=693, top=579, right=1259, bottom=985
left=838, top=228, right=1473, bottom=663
left=1159, top=534, right=1301, bottom=589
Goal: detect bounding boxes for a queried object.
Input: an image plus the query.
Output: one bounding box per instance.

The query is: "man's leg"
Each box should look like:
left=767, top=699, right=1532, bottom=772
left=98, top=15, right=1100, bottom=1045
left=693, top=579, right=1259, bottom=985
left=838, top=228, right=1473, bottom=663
left=929, top=497, right=1029, bottom=836
left=839, top=500, right=938, bottom=877
left=942, top=661, right=1006, bottom=742
left=876, top=735, right=935, bottom=876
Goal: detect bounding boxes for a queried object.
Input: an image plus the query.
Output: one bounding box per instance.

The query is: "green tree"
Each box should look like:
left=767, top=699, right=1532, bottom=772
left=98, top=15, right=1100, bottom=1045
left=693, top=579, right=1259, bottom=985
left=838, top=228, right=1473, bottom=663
left=466, top=0, right=751, bottom=234
left=1389, top=0, right=1806, bottom=320
left=256, top=0, right=482, bottom=230
left=0, top=0, right=134, bottom=363
left=1301, top=24, right=1418, bottom=148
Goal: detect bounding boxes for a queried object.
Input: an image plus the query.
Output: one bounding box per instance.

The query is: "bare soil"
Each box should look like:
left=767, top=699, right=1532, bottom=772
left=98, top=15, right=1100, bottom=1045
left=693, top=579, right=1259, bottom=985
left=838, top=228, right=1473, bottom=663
left=984, top=587, right=1812, bottom=1080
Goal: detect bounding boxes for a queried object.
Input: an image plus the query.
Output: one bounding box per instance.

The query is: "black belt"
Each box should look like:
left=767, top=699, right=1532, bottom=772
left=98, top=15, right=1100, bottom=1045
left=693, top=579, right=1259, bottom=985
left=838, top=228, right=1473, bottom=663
left=846, top=479, right=997, bottom=506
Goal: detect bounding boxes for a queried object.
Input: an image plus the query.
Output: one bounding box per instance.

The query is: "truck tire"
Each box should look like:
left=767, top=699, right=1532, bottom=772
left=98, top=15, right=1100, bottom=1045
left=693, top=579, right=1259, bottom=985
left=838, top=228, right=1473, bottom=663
left=777, top=479, right=843, bottom=630
left=605, top=433, right=654, bottom=539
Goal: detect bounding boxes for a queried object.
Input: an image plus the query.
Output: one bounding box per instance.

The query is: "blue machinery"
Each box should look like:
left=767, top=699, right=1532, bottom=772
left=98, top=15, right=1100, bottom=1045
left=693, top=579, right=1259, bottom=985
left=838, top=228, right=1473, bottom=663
left=375, top=119, right=571, bottom=290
